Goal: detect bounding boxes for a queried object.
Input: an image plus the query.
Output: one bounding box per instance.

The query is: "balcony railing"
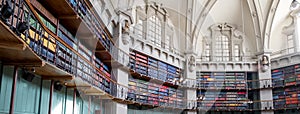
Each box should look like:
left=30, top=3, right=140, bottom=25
left=271, top=48, right=295, bottom=59
left=180, top=77, right=300, bottom=90
left=1, top=0, right=300, bottom=111
left=0, top=0, right=188, bottom=110
left=197, top=56, right=256, bottom=62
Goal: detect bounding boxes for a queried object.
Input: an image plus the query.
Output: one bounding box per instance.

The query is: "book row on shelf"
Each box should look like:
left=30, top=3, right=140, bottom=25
left=196, top=72, right=248, bottom=110
left=130, top=50, right=181, bottom=85
left=272, top=64, right=300, bottom=87
left=3, top=1, right=187, bottom=108
left=128, top=78, right=184, bottom=108
left=8, top=0, right=114, bottom=94
left=196, top=72, right=247, bottom=90
left=33, top=23, right=112, bottom=93
left=272, top=64, right=300, bottom=109
left=273, top=86, right=300, bottom=109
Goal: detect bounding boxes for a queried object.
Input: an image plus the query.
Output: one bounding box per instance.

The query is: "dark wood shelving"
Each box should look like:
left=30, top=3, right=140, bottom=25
left=0, top=21, right=44, bottom=66
left=37, top=0, right=83, bottom=36
left=130, top=70, right=179, bottom=88
left=197, top=72, right=248, bottom=111
left=31, top=62, right=74, bottom=80
left=64, top=77, right=109, bottom=96
left=272, top=64, right=300, bottom=109
left=37, top=0, right=110, bottom=54
left=37, top=0, right=76, bottom=17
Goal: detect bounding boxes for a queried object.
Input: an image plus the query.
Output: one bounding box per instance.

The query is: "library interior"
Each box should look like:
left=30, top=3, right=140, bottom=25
left=0, top=0, right=300, bottom=114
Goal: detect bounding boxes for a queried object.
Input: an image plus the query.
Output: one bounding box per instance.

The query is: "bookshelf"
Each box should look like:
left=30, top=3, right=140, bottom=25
left=28, top=1, right=113, bottom=94
left=130, top=50, right=181, bottom=86
left=196, top=72, right=248, bottom=110
left=272, top=64, right=300, bottom=109
left=197, top=72, right=247, bottom=90
left=128, top=77, right=184, bottom=107
left=148, top=57, right=158, bottom=79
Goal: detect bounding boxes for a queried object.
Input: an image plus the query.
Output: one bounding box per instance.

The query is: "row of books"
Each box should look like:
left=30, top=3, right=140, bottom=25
left=128, top=78, right=183, bottom=107
left=272, top=64, right=300, bottom=109
left=197, top=72, right=245, bottom=81
left=130, top=50, right=181, bottom=85
left=196, top=72, right=248, bottom=110
left=196, top=72, right=247, bottom=89
left=272, top=64, right=300, bottom=87
left=197, top=91, right=247, bottom=101
left=23, top=8, right=113, bottom=94
left=36, top=4, right=113, bottom=80
left=273, top=86, right=300, bottom=109
left=68, top=0, right=111, bottom=51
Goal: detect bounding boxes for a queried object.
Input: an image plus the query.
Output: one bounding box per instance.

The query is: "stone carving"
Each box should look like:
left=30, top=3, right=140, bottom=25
left=261, top=55, right=269, bottom=72
left=122, top=20, right=130, bottom=45
left=188, top=55, right=196, bottom=72
left=233, top=29, right=245, bottom=39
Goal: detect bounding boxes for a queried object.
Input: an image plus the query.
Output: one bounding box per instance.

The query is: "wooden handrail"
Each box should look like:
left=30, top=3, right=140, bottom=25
left=24, top=0, right=119, bottom=84
left=6, top=1, right=295, bottom=110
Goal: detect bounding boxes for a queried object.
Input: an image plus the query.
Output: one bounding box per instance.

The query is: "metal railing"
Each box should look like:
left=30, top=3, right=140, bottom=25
left=181, top=77, right=300, bottom=90
left=1, top=0, right=300, bottom=111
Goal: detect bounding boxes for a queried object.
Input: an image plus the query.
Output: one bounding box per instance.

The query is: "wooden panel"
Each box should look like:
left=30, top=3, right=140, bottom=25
left=65, top=77, right=106, bottom=95
left=38, top=0, right=76, bottom=17
left=59, top=17, right=82, bottom=35
left=95, top=50, right=112, bottom=62
left=33, top=62, right=73, bottom=79
left=30, top=0, right=58, bottom=24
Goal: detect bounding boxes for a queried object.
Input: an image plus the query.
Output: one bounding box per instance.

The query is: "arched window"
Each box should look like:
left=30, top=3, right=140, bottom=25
left=215, top=35, right=230, bottom=61
left=148, top=16, right=162, bottom=47
left=203, top=23, right=244, bottom=62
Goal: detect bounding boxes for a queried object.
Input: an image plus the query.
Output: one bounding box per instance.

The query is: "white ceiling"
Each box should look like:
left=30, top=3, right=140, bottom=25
left=116, top=0, right=295, bottom=55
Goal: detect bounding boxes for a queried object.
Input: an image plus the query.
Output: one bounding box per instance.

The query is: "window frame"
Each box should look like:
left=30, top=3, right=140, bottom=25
left=147, top=16, right=162, bottom=47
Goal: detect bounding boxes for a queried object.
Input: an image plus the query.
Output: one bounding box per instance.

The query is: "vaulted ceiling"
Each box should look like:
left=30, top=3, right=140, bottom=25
left=113, top=0, right=295, bottom=56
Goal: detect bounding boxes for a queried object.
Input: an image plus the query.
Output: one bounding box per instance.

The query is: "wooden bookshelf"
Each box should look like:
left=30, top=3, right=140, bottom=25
left=272, top=64, right=300, bottom=109
left=8, top=0, right=113, bottom=95
left=196, top=72, right=248, bottom=111
left=128, top=78, right=184, bottom=108
left=129, top=50, right=181, bottom=87
left=36, top=0, right=112, bottom=64
left=197, top=72, right=247, bottom=90
left=0, top=20, right=43, bottom=66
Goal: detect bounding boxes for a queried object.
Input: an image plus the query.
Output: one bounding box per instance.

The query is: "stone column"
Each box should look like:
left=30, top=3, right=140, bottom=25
left=290, top=1, right=300, bottom=53
left=183, top=53, right=197, bottom=114
left=257, top=51, right=274, bottom=114
left=292, top=13, right=300, bottom=52
left=104, top=11, right=132, bottom=114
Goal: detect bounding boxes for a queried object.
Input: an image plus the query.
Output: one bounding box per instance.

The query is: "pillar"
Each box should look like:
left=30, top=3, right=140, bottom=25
left=103, top=10, right=132, bottom=114
left=257, top=51, right=274, bottom=114
left=184, top=53, right=197, bottom=114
